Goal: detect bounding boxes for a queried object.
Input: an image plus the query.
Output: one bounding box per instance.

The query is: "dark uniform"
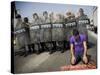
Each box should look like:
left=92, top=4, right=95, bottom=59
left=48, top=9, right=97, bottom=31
left=21, top=17, right=32, bottom=56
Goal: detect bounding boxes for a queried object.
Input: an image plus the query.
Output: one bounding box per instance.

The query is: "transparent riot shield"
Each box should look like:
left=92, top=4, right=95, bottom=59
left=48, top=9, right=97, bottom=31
left=30, top=25, right=40, bottom=51
left=52, top=23, right=64, bottom=50
left=40, top=23, right=52, bottom=50
left=77, top=19, right=90, bottom=43
left=64, top=20, right=77, bottom=48
left=77, top=19, right=90, bottom=35
left=14, top=28, right=26, bottom=50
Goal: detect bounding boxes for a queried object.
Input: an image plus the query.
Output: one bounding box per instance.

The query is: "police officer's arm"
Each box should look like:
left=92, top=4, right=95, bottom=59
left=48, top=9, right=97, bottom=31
left=25, top=23, right=31, bottom=29
left=83, top=41, right=87, bottom=56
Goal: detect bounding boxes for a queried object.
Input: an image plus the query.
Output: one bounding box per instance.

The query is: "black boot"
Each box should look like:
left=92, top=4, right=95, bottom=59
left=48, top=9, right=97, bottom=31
left=52, top=41, right=57, bottom=50
left=49, top=50, right=54, bottom=54
left=24, top=51, right=28, bottom=57
left=36, top=43, right=41, bottom=54
left=40, top=42, right=45, bottom=52
left=31, top=44, right=35, bottom=53
left=24, top=45, right=29, bottom=57
left=61, top=50, right=65, bottom=53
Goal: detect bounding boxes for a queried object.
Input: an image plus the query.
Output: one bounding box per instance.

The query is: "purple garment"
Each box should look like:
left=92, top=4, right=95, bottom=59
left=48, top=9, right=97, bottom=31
left=70, top=34, right=86, bottom=54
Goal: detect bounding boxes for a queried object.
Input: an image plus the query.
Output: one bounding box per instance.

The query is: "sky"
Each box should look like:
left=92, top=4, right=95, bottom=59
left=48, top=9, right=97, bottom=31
left=15, top=1, right=95, bottom=22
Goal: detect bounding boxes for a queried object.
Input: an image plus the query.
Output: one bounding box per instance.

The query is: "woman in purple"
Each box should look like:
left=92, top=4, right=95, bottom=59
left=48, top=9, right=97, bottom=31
left=70, top=29, right=88, bottom=65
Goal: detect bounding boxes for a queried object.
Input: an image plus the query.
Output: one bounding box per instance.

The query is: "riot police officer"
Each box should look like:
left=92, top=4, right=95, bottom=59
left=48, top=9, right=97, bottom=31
left=51, top=13, right=65, bottom=54
left=76, top=8, right=89, bottom=44
left=21, top=17, right=32, bottom=57
left=76, top=8, right=88, bottom=34
left=14, top=14, right=23, bottom=54
left=31, top=13, right=41, bottom=54
left=32, top=13, right=42, bottom=24
left=49, top=12, right=56, bottom=23
left=64, top=11, right=76, bottom=52
left=42, top=11, right=50, bottom=23
left=14, top=14, right=22, bottom=48
left=40, top=11, right=51, bottom=52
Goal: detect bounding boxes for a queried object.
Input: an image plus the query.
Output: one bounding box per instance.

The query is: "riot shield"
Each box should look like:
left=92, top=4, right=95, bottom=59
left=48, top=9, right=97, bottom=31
left=30, top=25, right=40, bottom=43
left=64, top=20, right=77, bottom=41
left=52, top=23, right=64, bottom=41
left=14, top=28, right=26, bottom=50
left=40, top=24, right=51, bottom=42
left=51, top=23, right=64, bottom=50
left=77, top=19, right=90, bottom=44
left=77, top=19, right=90, bottom=35
left=40, top=23, right=52, bottom=50
left=30, top=25, right=40, bottom=51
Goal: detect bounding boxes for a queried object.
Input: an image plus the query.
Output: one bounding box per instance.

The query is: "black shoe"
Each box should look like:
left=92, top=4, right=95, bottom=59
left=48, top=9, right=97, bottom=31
left=24, top=52, right=28, bottom=57
left=36, top=51, right=41, bottom=54
left=49, top=51, right=53, bottom=54
left=61, top=50, right=64, bottom=53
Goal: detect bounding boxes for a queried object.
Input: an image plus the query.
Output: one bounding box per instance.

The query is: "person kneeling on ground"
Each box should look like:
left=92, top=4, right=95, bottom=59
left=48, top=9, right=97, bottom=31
left=70, top=29, right=88, bottom=65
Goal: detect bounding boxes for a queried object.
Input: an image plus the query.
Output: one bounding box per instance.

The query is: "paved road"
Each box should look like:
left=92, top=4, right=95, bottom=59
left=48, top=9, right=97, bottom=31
left=14, top=30, right=97, bottom=73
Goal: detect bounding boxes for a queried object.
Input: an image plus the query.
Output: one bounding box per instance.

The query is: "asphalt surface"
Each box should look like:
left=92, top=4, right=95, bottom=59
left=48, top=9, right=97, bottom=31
left=14, top=30, right=97, bottom=73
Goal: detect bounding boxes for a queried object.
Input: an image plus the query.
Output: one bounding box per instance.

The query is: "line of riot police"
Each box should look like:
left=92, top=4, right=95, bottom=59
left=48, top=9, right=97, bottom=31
left=14, top=8, right=90, bottom=57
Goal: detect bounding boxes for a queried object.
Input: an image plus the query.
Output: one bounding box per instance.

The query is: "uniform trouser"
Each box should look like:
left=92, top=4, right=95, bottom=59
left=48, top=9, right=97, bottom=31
left=24, top=31, right=31, bottom=53
left=56, top=41, right=63, bottom=50
left=50, top=41, right=64, bottom=52
left=63, top=40, right=70, bottom=50
left=44, top=41, right=53, bottom=51
left=52, top=41, right=57, bottom=50
left=40, top=42, right=48, bottom=51
left=34, top=43, right=41, bottom=53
